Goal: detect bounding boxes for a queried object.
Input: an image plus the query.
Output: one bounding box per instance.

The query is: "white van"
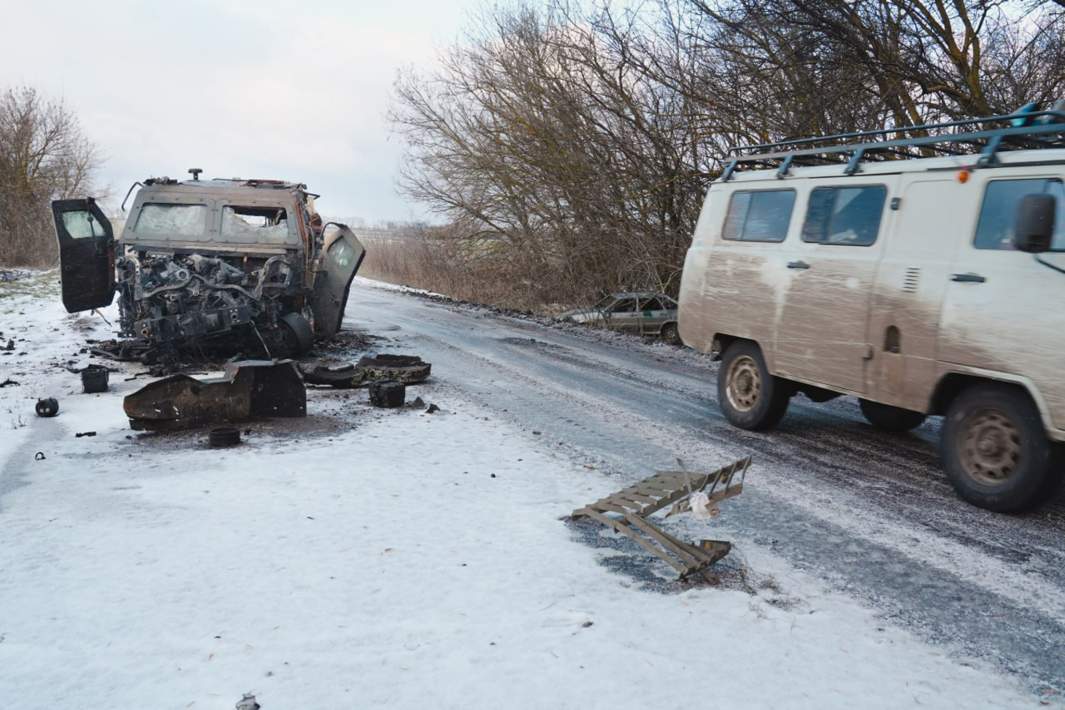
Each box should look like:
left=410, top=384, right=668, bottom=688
left=678, top=105, right=1065, bottom=512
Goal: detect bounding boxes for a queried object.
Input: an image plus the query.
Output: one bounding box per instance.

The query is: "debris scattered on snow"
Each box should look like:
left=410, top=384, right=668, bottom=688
left=368, top=380, right=405, bottom=408
left=571, top=456, right=749, bottom=581
left=35, top=398, right=59, bottom=417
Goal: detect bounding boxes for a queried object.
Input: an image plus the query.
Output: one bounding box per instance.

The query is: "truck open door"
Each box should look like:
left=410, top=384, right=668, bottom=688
left=51, top=198, right=116, bottom=313
left=311, top=224, right=366, bottom=338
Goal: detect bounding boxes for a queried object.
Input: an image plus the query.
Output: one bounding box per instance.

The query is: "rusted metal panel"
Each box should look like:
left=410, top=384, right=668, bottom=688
left=124, top=360, right=306, bottom=431
left=571, top=457, right=750, bottom=580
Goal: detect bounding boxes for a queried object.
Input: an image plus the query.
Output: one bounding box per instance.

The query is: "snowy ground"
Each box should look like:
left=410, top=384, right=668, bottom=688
left=0, top=273, right=1057, bottom=708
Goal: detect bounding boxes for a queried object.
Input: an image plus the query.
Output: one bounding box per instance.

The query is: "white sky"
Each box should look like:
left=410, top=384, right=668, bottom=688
left=0, top=0, right=483, bottom=223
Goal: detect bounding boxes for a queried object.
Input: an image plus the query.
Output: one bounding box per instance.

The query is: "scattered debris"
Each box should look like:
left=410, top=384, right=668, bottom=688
left=426, top=403, right=440, bottom=414
left=35, top=398, right=59, bottom=418
left=235, top=693, right=261, bottom=710
left=369, top=380, right=406, bottom=408
left=357, top=354, right=431, bottom=384
left=0, top=378, right=19, bottom=387
left=81, top=364, right=110, bottom=393
left=75, top=431, right=97, bottom=438
left=570, top=457, right=750, bottom=582
left=300, top=353, right=431, bottom=389
left=124, top=360, right=306, bottom=431
left=209, top=427, right=242, bottom=448
left=3, top=338, right=13, bottom=351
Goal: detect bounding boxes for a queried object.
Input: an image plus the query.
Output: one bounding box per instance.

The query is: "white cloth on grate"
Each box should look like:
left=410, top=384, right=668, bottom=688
left=689, top=491, right=720, bottom=520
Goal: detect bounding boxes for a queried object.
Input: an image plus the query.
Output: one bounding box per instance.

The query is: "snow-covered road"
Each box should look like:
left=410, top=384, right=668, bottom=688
left=0, top=274, right=1061, bottom=708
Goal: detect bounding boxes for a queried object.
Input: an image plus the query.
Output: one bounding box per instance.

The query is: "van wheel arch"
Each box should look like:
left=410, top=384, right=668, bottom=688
left=711, top=334, right=741, bottom=361
left=930, top=374, right=1035, bottom=417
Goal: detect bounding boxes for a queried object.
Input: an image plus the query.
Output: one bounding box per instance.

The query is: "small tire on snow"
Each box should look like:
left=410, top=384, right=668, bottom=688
left=660, top=322, right=681, bottom=345
left=280, top=312, right=314, bottom=355
left=859, top=399, right=926, bottom=432
left=717, top=341, right=790, bottom=431
left=940, top=383, right=1064, bottom=513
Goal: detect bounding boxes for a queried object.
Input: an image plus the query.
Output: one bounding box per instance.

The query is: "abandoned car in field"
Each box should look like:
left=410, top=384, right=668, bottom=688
left=560, top=292, right=680, bottom=343
left=52, top=171, right=365, bottom=356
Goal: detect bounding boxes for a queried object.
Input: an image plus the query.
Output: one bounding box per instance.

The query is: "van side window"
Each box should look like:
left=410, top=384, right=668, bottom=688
left=801, top=186, right=887, bottom=246
left=722, top=189, right=795, bottom=242
left=974, top=178, right=1065, bottom=251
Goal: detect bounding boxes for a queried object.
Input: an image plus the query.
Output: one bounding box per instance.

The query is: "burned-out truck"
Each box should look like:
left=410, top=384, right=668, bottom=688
left=52, top=171, right=365, bottom=356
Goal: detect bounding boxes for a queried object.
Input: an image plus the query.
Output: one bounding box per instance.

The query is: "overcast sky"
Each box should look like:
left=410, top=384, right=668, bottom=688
left=1, top=0, right=482, bottom=223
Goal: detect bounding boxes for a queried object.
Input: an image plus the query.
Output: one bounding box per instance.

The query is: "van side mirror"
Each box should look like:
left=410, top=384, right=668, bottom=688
left=1014, top=193, right=1056, bottom=253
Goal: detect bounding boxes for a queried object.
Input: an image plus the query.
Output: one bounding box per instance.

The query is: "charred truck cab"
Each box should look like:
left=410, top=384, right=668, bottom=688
left=52, top=172, right=365, bottom=356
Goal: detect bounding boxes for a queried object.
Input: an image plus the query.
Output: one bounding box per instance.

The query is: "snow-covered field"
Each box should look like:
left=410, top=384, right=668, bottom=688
left=0, top=273, right=1051, bottom=708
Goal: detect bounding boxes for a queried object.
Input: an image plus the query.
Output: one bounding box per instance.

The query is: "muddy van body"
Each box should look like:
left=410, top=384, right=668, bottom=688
left=678, top=104, right=1065, bottom=512
left=52, top=172, right=365, bottom=357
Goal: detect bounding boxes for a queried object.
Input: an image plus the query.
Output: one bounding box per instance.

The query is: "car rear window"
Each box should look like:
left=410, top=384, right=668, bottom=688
left=134, top=204, right=207, bottom=237
left=974, top=178, right=1065, bottom=251
left=722, top=189, right=795, bottom=242
left=801, top=185, right=887, bottom=246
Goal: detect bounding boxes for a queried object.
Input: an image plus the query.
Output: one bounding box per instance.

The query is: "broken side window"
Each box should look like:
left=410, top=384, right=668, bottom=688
left=134, top=204, right=207, bottom=236
left=61, top=210, right=107, bottom=239
left=222, top=206, right=289, bottom=239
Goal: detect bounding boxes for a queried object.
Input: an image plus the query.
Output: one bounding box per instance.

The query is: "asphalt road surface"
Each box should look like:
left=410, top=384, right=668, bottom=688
left=346, top=279, right=1065, bottom=696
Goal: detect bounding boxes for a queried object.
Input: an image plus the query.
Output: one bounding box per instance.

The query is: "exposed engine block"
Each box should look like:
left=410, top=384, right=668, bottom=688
left=115, top=252, right=301, bottom=346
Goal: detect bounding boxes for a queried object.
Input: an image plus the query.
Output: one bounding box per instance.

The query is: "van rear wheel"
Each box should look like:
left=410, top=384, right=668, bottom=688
left=717, top=341, right=790, bottom=431
left=859, top=399, right=926, bottom=432
left=941, top=384, right=1063, bottom=512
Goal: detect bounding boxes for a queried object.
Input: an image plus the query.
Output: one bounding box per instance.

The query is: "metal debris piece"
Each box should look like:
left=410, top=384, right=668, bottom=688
left=124, top=359, right=306, bottom=431
left=209, top=427, right=242, bottom=448
left=81, top=364, right=110, bottom=393
left=571, top=457, right=750, bottom=581
left=369, top=380, right=406, bottom=408
left=35, top=398, right=59, bottom=417
left=356, top=354, right=431, bottom=384
left=235, top=693, right=261, bottom=710
left=75, top=431, right=97, bottom=438
left=0, top=378, right=18, bottom=387
left=300, top=354, right=431, bottom=389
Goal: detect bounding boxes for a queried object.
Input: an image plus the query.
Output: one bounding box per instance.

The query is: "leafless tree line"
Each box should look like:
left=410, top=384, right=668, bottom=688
left=0, top=86, right=99, bottom=267
left=389, top=0, right=1065, bottom=309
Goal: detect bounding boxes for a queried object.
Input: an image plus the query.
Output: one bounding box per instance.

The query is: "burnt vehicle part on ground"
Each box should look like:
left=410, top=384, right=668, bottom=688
left=299, top=354, right=432, bottom=389
left=570, top=457, right=750, bottom=582
left=124, top=360, right=306, bottom=431
left=52, top=172, right=366, bottom=360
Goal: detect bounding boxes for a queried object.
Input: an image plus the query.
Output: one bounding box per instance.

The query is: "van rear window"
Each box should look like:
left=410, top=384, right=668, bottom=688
left=801, top=186, right=886, bottom=246
left=974, top=179, right=1065, bottom=251
left=722, top=190, right=795, bottom=242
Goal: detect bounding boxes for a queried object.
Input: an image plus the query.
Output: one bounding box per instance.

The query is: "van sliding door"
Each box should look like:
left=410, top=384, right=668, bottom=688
left=773, top=178, right=897, bottom=395
left=865, top=177, right=967, bottom=411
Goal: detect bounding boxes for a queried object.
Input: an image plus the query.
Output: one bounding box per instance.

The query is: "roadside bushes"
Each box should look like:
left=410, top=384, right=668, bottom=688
left=389, top=0, right=1065, bottom=311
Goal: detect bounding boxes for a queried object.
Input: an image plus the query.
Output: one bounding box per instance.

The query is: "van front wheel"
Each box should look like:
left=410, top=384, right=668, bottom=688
left=941, top=384, right=1063, bottom=512
left=859, top=399, right=926, bottom=432
left=717, top=341, right=790, bottom=431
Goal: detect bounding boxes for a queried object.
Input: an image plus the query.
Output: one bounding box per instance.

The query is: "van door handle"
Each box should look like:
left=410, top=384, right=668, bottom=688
left=951, top=272, right=986, bottom=283
left=787, top=260, right=810, bottom=270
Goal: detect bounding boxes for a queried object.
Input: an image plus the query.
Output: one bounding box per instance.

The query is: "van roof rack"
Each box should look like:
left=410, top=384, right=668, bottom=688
left=720, top=101, right=1065, bottom=181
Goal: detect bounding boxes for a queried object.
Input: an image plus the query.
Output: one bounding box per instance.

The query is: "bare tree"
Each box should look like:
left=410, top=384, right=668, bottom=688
left=389, top=0, right=1065, bottom=310
left=0, top=86, right=100, bottom=267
